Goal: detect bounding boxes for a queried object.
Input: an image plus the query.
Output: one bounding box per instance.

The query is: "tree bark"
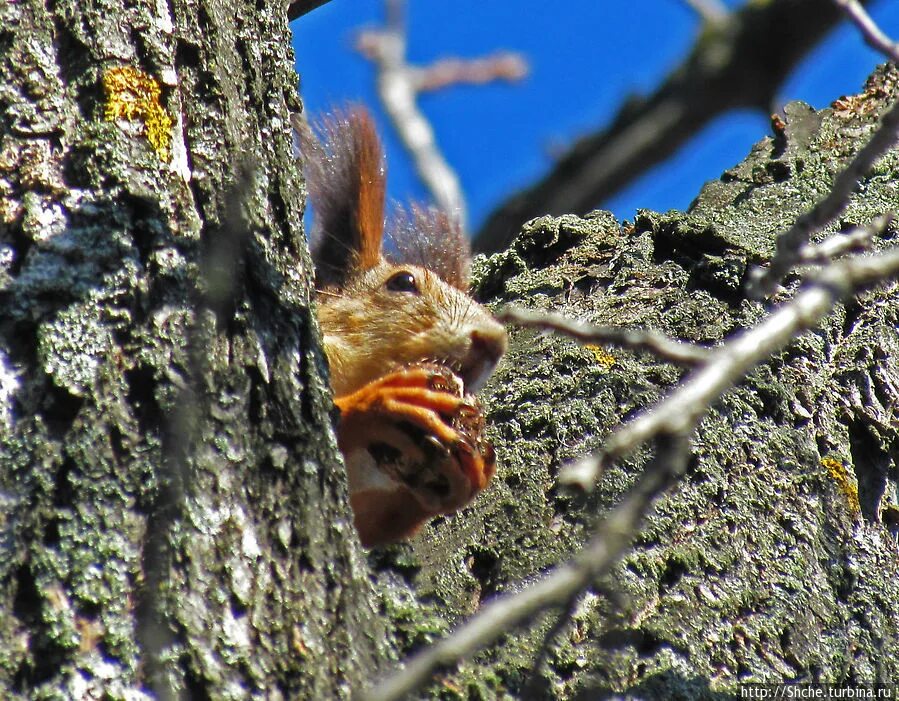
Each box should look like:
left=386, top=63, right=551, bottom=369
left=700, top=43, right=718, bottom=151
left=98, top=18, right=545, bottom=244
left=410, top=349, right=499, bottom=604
left=0, top=0, right=389, bottom=698
left=368, top=65, right=899, bottom=697
left=3, top=0, right=899, bottom=698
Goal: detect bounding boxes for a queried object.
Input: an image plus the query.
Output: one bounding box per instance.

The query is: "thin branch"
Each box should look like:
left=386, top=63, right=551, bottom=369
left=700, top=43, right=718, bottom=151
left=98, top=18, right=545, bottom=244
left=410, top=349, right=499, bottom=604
left=356, top=0, right=467, bottom=226
left=748, top=95, right=899, bottom=297
left=364, top=435, right=692, bottom=701
left=796, top=215, right=892, bottom=266
left=474, top=0, right=875, bottom=254
left=562, top=242, right=899, bottom=488
left=497, top=306, right=711, bottom=366
left=679, top=0, right=730, bottom=26
left=833, top=0, right=899, bottom=62
left=412, top=53, right=528, bottom=93
left=356, top=2, right=527, bottom=229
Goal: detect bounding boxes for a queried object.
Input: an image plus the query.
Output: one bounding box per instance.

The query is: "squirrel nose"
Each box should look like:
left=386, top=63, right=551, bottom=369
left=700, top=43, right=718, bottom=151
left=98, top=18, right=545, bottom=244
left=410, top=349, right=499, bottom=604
left=461, top=324, right=508, bottom=393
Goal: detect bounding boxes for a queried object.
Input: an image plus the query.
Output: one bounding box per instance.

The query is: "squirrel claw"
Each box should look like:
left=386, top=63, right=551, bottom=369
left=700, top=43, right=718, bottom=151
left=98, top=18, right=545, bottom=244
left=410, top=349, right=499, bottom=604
left=453, top=438, right=495, bottom=494
left=335, top=364, right=471, bottom=447
left=335, top=364, right=496, bottom=546
left=423, top=433, right=452, bottom=457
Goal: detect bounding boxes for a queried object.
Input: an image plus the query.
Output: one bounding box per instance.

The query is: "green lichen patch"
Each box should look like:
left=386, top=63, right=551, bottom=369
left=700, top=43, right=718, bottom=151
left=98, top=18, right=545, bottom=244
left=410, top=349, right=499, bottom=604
left=38, top=300, right=115, bottom=397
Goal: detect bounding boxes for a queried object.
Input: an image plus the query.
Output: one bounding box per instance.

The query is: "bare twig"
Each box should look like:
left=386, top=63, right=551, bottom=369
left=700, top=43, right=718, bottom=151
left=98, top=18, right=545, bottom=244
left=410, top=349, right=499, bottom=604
left=749, top=2, right=899, bottom=297
left=563, top=242, right=899, bottom=488
left=356, top=3, right=467, bottom=225
left=833, top=0, right=899, bottom=62
left=364, top=435, right=692, bottom=701
left=497, top=306, right=711, bottom=366
left=356, top=1, right=527, bottom=229
left=796, top=215, right=892, bottom=266
left=749, top=96, right=899, bottom=298
left=474, top=0, right=875, bottom=254
left=680, top=0, right=730, bottom=26
left=413, top=52, right=528, bottom=93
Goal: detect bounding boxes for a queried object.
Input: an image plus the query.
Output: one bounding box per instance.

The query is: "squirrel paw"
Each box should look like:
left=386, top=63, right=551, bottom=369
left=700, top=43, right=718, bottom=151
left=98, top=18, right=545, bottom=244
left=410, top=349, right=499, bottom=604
left=335, top=364, right=496, bottom=546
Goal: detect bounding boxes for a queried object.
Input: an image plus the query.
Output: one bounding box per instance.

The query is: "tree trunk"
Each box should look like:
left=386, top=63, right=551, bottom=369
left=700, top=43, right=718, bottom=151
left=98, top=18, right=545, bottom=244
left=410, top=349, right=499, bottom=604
left=3, top=0, right=899, bottom=698
left=0, top=0, right=389, bottom=697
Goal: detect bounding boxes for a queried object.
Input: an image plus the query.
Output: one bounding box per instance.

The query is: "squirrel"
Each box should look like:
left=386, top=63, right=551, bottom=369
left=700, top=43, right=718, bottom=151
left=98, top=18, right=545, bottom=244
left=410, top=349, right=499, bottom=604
left=294, top=106, right=508, bottom=547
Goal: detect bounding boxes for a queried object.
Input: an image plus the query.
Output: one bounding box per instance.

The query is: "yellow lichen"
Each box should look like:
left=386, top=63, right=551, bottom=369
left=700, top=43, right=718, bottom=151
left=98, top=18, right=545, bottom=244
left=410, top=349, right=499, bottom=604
left=585, top=344, right=616, bottom=369
left=821, top=457, right=861, bottom=515
left=102, top=66, right=173, bottom=162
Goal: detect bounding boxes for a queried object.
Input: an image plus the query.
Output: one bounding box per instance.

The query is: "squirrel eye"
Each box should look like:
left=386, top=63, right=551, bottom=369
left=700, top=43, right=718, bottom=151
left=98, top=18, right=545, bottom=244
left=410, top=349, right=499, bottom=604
left=385, top=271, right=419, bottom=294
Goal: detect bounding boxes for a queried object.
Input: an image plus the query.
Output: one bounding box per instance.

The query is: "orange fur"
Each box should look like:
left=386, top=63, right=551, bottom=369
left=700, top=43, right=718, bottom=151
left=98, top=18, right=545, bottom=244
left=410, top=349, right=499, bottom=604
left=352, top=112, right=385, bottom=271
left=299, top=106, right=507, bottom=547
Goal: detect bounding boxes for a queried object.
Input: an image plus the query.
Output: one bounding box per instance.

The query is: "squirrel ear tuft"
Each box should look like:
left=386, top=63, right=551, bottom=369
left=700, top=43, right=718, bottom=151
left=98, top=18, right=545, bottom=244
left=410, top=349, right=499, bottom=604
left=386, top=204, right=469, bottom=290
left=294, top=106, right=385, bottom=287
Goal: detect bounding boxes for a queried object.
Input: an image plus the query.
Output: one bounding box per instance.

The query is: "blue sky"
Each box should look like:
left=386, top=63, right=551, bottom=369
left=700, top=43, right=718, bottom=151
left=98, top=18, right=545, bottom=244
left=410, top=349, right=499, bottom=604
left=291, top=1, right=898, bottom=233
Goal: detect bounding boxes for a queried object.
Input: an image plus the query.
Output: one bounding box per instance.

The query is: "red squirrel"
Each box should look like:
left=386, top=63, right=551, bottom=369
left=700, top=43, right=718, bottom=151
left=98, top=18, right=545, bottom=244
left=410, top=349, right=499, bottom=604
left=295, top=107, right=507, bottom=547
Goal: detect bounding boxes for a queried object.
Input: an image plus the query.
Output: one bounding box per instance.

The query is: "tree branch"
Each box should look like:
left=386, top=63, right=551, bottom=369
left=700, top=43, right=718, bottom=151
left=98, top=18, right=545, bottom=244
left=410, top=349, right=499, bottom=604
left=412, top=52, right=528, bottom=93
left=834, top=0, right=899, bottom=61
left=287, top=0, right=332, bottom=22
left=474, top=0, right=876, bottom=254
left=796, top=215, right=890, bottom=266
left=356, top=1, right=527, bottom=229
left=749, top=1, right=899, bottom=297
left=496, top=306, right=711, bottom=366
left=356, top=19, right=467, bottom=225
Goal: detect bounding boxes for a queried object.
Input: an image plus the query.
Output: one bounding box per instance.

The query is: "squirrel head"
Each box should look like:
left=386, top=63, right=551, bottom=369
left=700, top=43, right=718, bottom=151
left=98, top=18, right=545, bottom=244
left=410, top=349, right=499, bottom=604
left=296, top=106, right=507, bottom=397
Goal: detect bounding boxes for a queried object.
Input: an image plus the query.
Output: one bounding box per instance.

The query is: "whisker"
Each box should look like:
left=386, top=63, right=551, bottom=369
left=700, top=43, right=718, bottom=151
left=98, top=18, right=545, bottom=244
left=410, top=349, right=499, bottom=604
left=315, top=288, right=343, bottom=299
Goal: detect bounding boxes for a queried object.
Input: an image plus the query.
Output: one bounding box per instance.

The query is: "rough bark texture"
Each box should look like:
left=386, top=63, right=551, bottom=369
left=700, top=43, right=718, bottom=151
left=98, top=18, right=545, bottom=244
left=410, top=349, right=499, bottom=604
left=3, top=0, right=899, bottom=697
left=0, top=0, right=391, bottom=698
left=368, top=65, right=899, bottom=698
